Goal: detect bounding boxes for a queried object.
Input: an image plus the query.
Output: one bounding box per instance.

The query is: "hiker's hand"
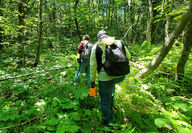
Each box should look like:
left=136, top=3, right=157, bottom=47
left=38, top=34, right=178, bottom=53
left=77, top=58, right=81, bottom=63
left=90, top=81, right=95, bottom=88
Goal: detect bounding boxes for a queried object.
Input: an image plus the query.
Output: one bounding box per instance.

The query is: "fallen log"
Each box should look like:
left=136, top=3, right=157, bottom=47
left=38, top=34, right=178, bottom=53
left=0, top=66, right=64, bottom=82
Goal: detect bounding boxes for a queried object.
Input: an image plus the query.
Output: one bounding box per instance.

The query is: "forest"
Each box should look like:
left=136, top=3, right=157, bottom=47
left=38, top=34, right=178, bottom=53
left=0, top=0, right=192, bottom=132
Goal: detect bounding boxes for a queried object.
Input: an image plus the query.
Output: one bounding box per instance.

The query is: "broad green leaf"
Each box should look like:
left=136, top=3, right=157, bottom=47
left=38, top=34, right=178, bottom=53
left=56, top=121, right=80, bottom=133
left=155, top=118, right=166, bottom=128
left=155, top=118, right=172, bottom=128
left=47, top=126, right=56, bottom=131
left=0, top=129, right=7, bottom=133
left=84, top=110, right=91, bottom=116
left=70, top=112, right=80, bottom=121
left=60, top=104, right=74, bottom=110
left=10, top=113, right=20, bottom=120
left=46, top=118, right=60, bottom=126
left=174, top=102, right=188, bottom=112
left=176, top=126, right=192, bottom=133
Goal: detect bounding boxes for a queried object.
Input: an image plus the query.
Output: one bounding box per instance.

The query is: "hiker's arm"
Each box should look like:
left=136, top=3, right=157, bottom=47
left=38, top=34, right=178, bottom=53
left=77, top=42, right=83, bottom=54
left=90, top=45, right=97, bottom=82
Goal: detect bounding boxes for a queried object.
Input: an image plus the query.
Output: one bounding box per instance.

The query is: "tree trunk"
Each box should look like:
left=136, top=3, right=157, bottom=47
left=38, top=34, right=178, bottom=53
left=128, top=0, right=134, bottom=43
left=115, top=8, right=118, bottom=35
left=35, top=0, right=43, bottom=66
left=68, top=0, right=72, bottom=38
left=0, top=0, right=3, bottom=51
left=51, top=0, right=56, bottom=33
left=124, top=3, right=127, bottom=31
left=136, top=4, right=192, bottom=78
left=133, top=14, right=141, bottom=43
left=165, top=0, right=175, bottom=43
left=18, top=0, right=25, bottom=67
left=162, top=0, right=165, bottom=11
left=108, top=0, right=111, bottom=29
left=110, top=0, right=115, bottom=34
left=146, top=0, right=153, bottom=45
left=165, top=19, right=170, bottom=43
left=74, top=0, right=81, bottom=41
left=176, top=15, right=192, bottom=81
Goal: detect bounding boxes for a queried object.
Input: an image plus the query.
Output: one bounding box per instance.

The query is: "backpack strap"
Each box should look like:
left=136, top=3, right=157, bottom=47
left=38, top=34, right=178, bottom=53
left=82, top=40, right=89, bottom=47
left=121, top=42, right=126, bottom=55
left=96, top=44, right=103, bottom=73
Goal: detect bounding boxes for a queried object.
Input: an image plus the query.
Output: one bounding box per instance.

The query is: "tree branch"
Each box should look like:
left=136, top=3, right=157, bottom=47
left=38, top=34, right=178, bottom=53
left=0, top=111, right=44, bottom=130
left=0, top=67, right=64, bottom=82
left=136, top=4, right=192, bottom=78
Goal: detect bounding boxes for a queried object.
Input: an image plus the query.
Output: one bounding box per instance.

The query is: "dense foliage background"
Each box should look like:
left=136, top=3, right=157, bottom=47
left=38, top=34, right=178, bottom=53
left=0, top=0, right=191, bottom=132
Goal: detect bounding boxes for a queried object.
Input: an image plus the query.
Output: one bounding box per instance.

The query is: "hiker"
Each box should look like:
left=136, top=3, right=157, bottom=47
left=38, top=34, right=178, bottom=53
left=90, top=30, right=131, bottom=127
left=74, top=35, right=93, bottom=87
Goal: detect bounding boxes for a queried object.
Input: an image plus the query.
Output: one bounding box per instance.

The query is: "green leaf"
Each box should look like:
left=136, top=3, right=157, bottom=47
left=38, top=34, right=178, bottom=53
left=155, top=118, right=166, bottom=128
left=36, top=126, right=46, bottom=132
left=0, top=129, right=8, bottom=133
left=178, top=113, right=191, bottom=124
left=1, top=116, right=9, bottom=122
left=47, top=126, right=56, bottom=131
left=151, top=47, right=161, bottom=55
left=176, top=126, right=192, bottom=133
left=177, top=120, right=192, bottom=128
left=46, top=118, right=60, bottom=126
left=49, top=70, right=58, bottom=76
left=60, top=104, right=74, bottom=110
left=70, top=112, right=80, bottom=121
left=23, top=127, right=38, bottom=133
left=60, top=101, right=78, bottom=110
left=84, top=110, right=91, bottom=116
left=10, top=113, right=21, bottom=120
left=56, top=120, right=80, bottom=133
left=52, top=100, right=58, bottom=107
left=174, top=102, right=188, bottom=112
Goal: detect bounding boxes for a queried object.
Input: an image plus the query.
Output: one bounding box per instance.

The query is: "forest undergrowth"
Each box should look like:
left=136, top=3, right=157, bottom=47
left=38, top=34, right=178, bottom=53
left=0, top=40, right=191, bottom=133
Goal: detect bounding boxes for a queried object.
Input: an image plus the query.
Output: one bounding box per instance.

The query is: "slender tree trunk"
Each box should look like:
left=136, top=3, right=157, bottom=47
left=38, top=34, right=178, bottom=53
left=87, top=0, right=91, bottom=35
left=68, top=0, right=72, bottom=38
left=18, top=0, right=25, bottom=67
left=124, top=3, right=129, bottom=43
left=92, top=0, right=96, bottom=31
left=51, top=0, right=56, bottom=33
left=133, top=14, right=141, bottom=43
left=108, top=0, right=111, bottom=29
left=141, top=13, right=146, bottom=40
left=176, top=15, right=192, bottom=81
left=147, top=0, right=153, bottom=45
left=74, top=0, right=81, bottom=41
left=165, top=19, right=170, bottom=43
left=124, top=3, right=127, bottom=31
left=35, top=0, right=43, bottom=66
left=110, top=0, right=114, bottom=33
left=115, top=8, right=118, bottom=35
left=151, top=22, right=160, bottom=43
left=0, top=0, right=3, bottom=51
left=162, top=0, right=165, bottom=11
left=128, top=0, right=134, bottom=43
left=161, top=0, right=169, bottom=43
left=136, top=4, right=192, bottom=78
left=102, top=0, right=105, bottom=28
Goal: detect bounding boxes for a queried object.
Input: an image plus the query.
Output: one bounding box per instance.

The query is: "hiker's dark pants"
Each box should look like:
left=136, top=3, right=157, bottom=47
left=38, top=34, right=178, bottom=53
left=98, top=76, right=125, bottom=125
left=74, top=59, right=91, bottom=87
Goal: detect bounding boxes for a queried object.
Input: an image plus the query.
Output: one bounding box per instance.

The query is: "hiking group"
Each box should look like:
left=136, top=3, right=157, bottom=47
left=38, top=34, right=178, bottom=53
left=74, top=30, right=131, bottom=128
